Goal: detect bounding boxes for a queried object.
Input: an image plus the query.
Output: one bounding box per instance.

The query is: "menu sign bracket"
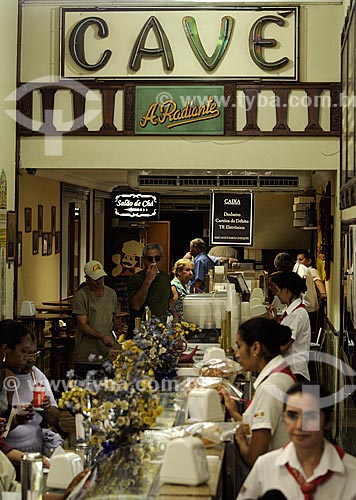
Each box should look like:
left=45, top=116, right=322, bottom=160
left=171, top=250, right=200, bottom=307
left=210, top=192, right=254, bottom=246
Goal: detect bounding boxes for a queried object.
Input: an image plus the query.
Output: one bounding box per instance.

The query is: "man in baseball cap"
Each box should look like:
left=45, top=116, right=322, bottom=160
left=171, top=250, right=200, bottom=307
left=84, top=260, right=107, bottom=280
left=73, top=259, right=117, bottom=377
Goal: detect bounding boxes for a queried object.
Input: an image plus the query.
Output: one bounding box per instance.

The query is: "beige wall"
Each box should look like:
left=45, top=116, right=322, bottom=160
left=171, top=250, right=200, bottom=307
left=341, top=0, right=356, bottom=225
left=253, top=192, right=310, bottom=250
left=0, top=0, right=18, bottom=318
left=17, top=174, right=61, bottom=311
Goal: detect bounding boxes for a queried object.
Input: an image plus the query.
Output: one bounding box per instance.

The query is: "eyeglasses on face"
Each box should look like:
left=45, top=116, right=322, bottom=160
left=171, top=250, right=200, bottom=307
left=146, top=255, right=161, bottom=262
left=25, top=351, right=41, bottom=359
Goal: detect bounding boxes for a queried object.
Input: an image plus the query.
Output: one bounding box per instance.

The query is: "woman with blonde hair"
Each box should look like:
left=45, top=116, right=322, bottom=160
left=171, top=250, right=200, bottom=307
left=170, top=258, right=194, bottom=321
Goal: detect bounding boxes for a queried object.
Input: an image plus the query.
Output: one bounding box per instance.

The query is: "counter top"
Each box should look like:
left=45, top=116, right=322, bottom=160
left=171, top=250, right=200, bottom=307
left=65, top=390, right=225, bottom=500
left=155, top=446, right=224, bottom=499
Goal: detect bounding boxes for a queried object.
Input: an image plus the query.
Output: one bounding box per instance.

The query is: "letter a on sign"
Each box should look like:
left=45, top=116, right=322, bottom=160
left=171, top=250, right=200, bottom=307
left=129, top=16, right=174, bottom=71
left=182, top=16, right=234, bottom=71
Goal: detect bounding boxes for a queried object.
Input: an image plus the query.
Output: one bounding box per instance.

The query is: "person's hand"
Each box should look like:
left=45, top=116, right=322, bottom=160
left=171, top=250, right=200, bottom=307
left=101, top=336, right=115, bottom=347
left=41, top=395, right=52, bottom=412
left=234, top=423, right=250, bottom=457
left=146, top=263, right=159, bottom=284
left=0, top=417, right=7, bottom=436
left=219, top=388, right=241, bottom=422
left=15, top=404, right=34, bottom=424
left=319, top=294, right=327, bottom=305
left=266, top=305, right=277, bottom=320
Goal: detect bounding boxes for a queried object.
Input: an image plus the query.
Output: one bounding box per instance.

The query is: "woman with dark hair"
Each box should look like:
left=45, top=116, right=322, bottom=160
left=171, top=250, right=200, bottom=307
left=268, top=271, right=311, bottom=382
left=221, top=317, right=296, bottom=486
left=237, top=383, right=356, bottom=500
left=4, top=329, right=62, bottom=456
left=0, top=320, right=33, bottom=465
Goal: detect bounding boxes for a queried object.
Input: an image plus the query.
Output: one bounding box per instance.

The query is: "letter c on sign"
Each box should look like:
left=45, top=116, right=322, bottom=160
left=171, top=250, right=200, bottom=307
left=69, top=17, right=112, bottom=71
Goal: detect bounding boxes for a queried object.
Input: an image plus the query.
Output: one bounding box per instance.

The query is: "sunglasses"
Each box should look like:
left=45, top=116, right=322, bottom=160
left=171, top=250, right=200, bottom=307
left=146, top=255, right=161, bottom=262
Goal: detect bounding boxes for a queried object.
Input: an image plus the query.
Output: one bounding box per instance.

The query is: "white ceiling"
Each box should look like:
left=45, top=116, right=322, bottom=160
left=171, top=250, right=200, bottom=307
left=33, top=168, right=129, bottom=192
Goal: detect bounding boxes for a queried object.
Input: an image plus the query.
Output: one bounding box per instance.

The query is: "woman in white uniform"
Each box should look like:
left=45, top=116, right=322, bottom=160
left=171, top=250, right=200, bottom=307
left=221, top=317, right=296, bottom=490
left=237, top=383, right=356, bottom=500
left=268, top=271, right=311, bottom=382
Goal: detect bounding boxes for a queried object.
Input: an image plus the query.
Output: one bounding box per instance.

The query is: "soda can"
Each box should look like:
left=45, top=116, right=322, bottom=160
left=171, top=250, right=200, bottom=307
left=74, top=442, right=94, bottom=469
left=21, top=452, right=43, bottom=500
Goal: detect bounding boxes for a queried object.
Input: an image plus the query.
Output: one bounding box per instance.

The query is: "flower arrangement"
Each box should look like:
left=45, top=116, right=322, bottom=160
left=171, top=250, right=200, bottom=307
left=59, top=340, right=163, bottom=448
left=59, top=316, right=199, bottom=449
left=131, top=317, right=198, bottom=379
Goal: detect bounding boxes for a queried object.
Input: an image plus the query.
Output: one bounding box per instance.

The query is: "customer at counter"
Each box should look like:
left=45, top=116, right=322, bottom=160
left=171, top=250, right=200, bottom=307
left=221, top=317, right=296, bottom=488
left=4, top=330, right=62, bottom=456
left=268, top=271, right=311, bottom=382
left=188, top=238, right=214, bottom=293
left=237, top=383, right=356, bottom=500
left=128, top=243, right=172, bottom=335
left=0, top=320, right=33, bottom=466
left=170, top=258, right=194, bottom=321
left=73, top=260, right=118, bottom=377
left=274, top=252, right=294, bottom=272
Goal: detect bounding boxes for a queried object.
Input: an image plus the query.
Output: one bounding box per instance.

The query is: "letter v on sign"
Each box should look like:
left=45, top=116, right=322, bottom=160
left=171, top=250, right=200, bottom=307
left=182, top=16, right=234, bottom=71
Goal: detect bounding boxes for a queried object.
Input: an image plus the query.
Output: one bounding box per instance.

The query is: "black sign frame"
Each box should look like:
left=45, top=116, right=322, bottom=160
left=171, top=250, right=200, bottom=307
left=210, top=192, right=254, bottom=246
left=112, top=192, right=159, bottom=219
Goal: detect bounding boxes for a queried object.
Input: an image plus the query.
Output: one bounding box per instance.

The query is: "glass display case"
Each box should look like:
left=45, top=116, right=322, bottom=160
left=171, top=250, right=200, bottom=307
left=66, top=392, right=188, bottom=500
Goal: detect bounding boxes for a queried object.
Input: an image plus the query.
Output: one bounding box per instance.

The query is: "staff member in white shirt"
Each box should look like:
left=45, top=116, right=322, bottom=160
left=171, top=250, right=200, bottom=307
left=237, top=383, right=356, bottom=500
left=295, top=251, right=327, bottom=334
left=268, top=271, right=311, bottom=382
left=221, top=317, right=296, bottom=491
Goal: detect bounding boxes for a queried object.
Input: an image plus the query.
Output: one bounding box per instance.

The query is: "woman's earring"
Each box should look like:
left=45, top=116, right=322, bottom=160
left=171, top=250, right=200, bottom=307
left=2, top=354, right=6, bottom=363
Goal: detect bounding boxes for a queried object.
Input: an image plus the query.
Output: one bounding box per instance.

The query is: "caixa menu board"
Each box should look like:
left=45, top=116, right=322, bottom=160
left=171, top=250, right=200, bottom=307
left=113, top=193, right=159, bottom=219
left=210, top=192, right=254, bottom=246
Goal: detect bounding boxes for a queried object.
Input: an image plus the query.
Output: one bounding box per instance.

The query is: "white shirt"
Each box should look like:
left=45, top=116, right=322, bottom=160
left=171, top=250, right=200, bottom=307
left=0, top=452, right=19, bottom=493
left=281, top=298, right=311, bottom=380
left=293, top=262, right=319, bottom=312
left=244, top=356, right=295, bottom=450
left=237, top=440, right=356, bottom=500
left=5, top=366, right=57, bottom=453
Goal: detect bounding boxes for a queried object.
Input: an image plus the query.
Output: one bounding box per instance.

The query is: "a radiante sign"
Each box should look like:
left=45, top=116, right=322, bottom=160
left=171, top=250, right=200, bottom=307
left=113, top=193, right=159, bottom=219
left=210, top=192, right=254, bottom=246
left=61, top=8, right=298, bottom=80
left=136, top=86, right=224, bottom=135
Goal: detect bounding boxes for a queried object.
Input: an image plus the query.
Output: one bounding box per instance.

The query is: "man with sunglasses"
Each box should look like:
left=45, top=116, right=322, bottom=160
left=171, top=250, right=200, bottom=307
left=127, top=243, right=172, bottom=337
